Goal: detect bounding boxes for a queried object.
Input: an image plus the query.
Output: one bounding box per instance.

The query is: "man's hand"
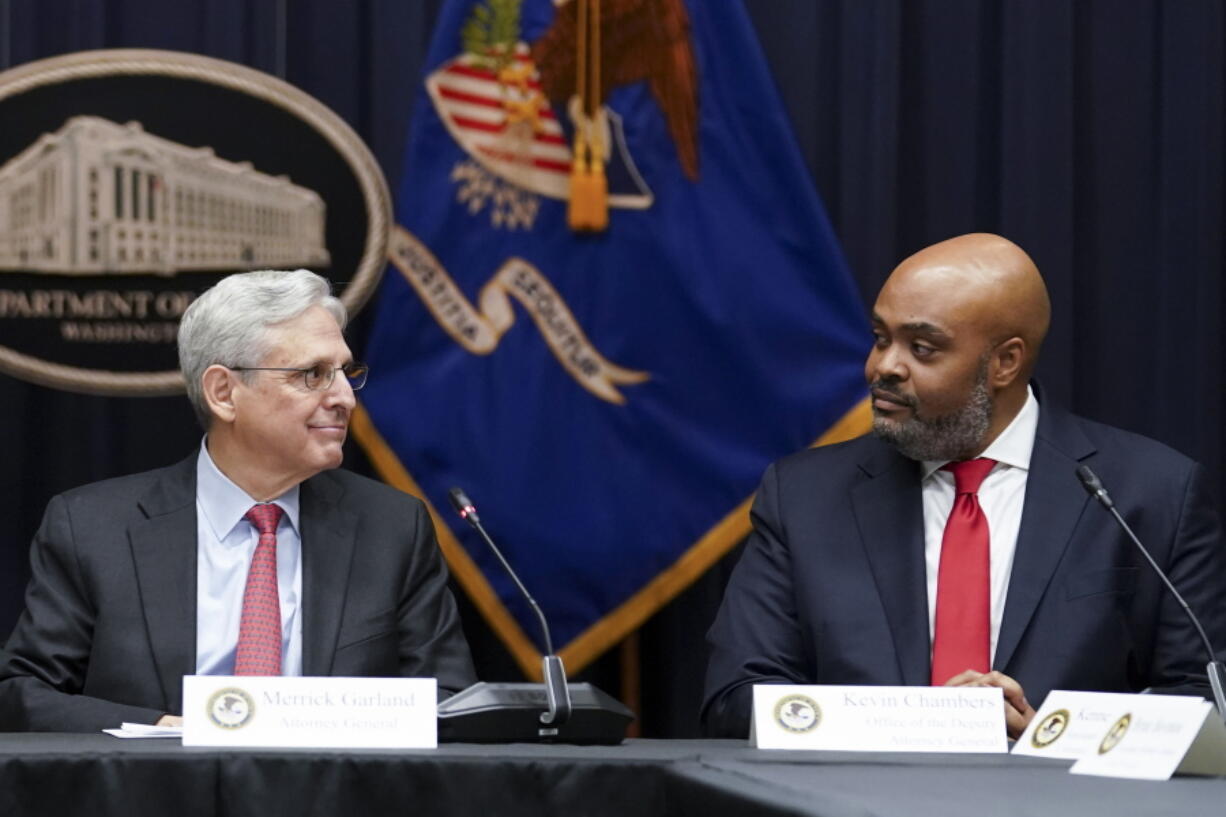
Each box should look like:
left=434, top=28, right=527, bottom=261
left=944, top=669, right=1035, bottom=739
left=156, top=714, right=183, bottom=727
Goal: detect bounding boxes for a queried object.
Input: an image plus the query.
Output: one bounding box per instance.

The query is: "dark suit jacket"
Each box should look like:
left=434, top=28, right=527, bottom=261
left=702, top=396, right=1226, bottom=737
left=0, top=455, right=477, bottom=732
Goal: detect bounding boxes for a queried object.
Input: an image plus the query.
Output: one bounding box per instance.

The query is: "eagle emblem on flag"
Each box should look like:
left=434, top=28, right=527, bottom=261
left=425, top=0, right=698, bottom=229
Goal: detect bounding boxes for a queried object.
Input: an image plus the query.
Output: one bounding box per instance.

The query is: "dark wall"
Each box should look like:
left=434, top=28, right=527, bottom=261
left=1, top=0, right=1223, bottom=737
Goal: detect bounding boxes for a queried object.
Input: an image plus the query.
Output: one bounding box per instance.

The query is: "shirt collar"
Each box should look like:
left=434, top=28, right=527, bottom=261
left=196, top=437, right=301, bottom=542
left=921, top=385, right=1040, bottom=479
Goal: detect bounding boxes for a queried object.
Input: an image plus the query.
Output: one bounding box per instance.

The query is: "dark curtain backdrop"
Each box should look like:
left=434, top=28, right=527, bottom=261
left=1, top=0, right=1222, bottom=738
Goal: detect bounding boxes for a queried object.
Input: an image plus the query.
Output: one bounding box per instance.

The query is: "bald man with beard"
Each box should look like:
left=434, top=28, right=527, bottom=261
left=702, top=234, right=1226, bottom=739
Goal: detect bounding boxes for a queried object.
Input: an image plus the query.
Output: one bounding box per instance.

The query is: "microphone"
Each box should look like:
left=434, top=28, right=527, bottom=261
left=1076, top=465, right=1226, bottom=722
left=447, top=487, right=569, bottom=724
left=437, top=487, right=633, bottom=743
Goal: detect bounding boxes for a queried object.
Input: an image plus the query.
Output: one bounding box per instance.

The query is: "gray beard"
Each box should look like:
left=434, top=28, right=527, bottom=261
left=871, top=373, right=992, bottom=462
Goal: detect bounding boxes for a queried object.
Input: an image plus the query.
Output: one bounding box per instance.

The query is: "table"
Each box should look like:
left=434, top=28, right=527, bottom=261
left=0, top=736, right=1222, bottom=817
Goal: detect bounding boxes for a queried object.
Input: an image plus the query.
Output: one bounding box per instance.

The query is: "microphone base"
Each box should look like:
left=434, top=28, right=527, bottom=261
left=1209, top=661, right=1226, bottom=725
left=438, top=681, right=634, bottom=744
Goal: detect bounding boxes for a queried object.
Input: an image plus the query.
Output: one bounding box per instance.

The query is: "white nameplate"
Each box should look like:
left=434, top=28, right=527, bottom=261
left=751, top=684, right=1007, bottom=753
left=182, top=675, right=437, bottom=748
left=1013, top=690, right=1201, bottom=760
left=1068, top=695, right=1226, bottom=780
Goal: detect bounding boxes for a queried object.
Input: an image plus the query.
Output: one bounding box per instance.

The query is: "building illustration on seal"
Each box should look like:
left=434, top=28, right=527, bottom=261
left=0, top=115, right=330, bottom=275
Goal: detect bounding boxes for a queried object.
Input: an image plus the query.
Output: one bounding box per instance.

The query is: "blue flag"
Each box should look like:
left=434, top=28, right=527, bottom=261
left=355, top=0, right=870, bottom=676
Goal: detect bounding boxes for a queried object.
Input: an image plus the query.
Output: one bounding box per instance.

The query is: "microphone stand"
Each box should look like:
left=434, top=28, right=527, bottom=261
left=1077, top=465, right=1226, bottom=724
left=438, top=487, right=633, bottom=743
left=453, top=492, right=571, bottom=727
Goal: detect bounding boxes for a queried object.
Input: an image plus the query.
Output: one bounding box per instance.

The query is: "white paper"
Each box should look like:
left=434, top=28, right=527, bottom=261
left=752, top=684, right=1007, bottom=753
left=181, top=675, right=437, bottom=748
left=1013, top=690, right=1200, bottom=760
left=1069, top=696, right=1226, bottom=780
left=102, top=721, right=184, bottom=739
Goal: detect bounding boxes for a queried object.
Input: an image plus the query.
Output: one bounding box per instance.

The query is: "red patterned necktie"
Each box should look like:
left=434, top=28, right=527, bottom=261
left=235, top=503, right=285, bottom=676
left=930, top=458, right=996, bottom=686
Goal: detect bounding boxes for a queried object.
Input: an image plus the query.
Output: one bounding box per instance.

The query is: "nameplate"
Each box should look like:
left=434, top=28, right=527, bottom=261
left=751, top=684, right=1007, bottom=752
left=1013, top=690, right=1197, bottom=760
left=182, top=675, right=437, bottom=748
left=1067, top=695, right=1226, bottom=780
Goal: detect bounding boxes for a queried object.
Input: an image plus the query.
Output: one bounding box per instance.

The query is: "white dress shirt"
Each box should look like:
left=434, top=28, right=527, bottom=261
left=921, top=386, right=1039, bottom=664
left=195, top=439, right=303, bottom=675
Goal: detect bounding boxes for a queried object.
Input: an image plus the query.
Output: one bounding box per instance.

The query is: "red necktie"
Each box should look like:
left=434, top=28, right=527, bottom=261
left=930, top=458, right=996, bottom=686
left=234, top=503, right=285, bottom=676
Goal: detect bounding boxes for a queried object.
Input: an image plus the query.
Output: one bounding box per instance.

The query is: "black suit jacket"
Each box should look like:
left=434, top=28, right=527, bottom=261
left=702, top=396, right=1226, bottom=737
left=0, top=456, right=477, bottom=731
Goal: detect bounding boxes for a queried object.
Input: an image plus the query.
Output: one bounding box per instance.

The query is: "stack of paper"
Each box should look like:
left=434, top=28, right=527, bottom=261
left=102, top=722, right=183, bottom=739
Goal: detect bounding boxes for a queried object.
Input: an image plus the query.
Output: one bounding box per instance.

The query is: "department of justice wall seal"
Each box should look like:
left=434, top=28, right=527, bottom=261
left=0, top=49, right=389, bottom=395
left=774, top=694, right=822, bottom=734
left=207, top=686, right=255, bottom=730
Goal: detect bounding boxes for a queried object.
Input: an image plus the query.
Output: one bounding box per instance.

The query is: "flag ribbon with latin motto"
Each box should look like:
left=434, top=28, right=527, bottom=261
left=354, top=0, right=871, bottom=678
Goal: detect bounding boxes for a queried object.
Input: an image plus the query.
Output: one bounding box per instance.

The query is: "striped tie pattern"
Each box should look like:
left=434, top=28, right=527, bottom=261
left=234, top=503, right=285, bottom=676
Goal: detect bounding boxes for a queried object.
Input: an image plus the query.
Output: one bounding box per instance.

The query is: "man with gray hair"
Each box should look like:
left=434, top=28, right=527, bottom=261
left=0, top=269, right=476, bottom=731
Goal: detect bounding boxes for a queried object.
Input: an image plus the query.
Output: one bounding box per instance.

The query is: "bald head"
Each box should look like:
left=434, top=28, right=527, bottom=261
left=866, top=233, right=1051, bottom=460
left=886, top=233, right=1050, bottom=375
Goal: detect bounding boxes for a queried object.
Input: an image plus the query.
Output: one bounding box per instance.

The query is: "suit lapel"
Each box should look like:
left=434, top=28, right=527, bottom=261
left=851, top=447, right=931, bottom=685
left=299, top=473, right=358, bottom=676
left=130, top=456, right=198, bottom=713
left=994, top=401, right=1096, bottom=672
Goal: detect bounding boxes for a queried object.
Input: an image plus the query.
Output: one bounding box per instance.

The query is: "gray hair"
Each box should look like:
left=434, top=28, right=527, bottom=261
left=178, top=269, right=347, bottom=427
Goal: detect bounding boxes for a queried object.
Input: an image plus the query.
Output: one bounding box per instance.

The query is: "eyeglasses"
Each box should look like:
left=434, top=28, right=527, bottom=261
left=226, top=361, right=369, bottom=391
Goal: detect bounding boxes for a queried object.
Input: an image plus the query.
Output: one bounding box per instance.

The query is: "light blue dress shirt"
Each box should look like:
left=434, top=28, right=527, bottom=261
left=195, top=439, right=303, bottom=675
